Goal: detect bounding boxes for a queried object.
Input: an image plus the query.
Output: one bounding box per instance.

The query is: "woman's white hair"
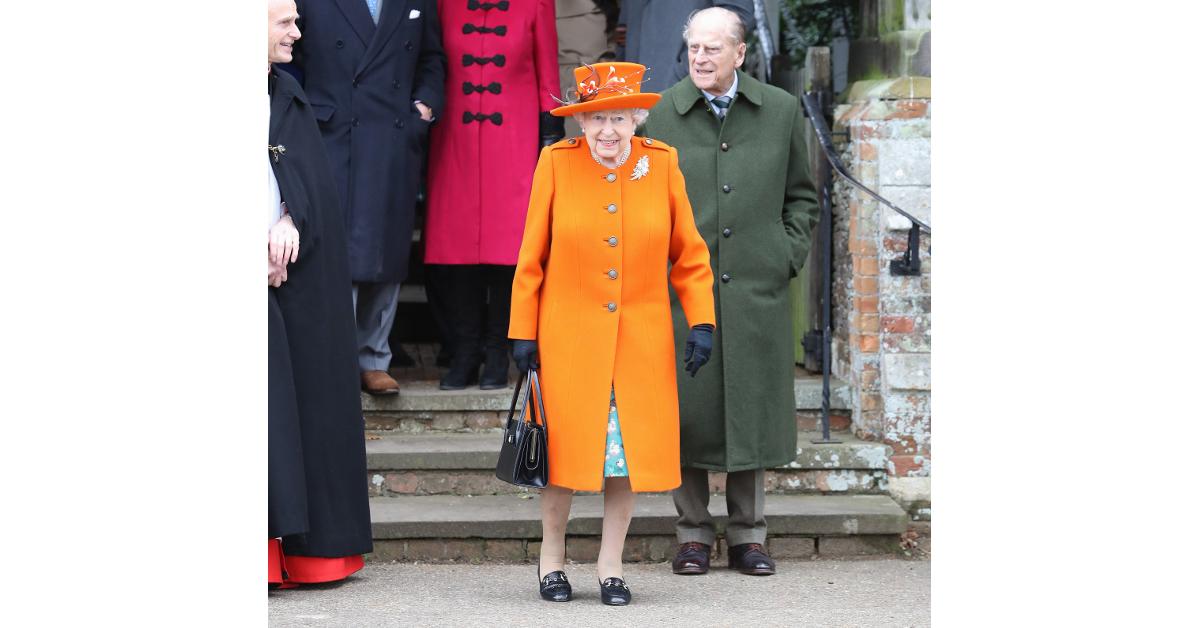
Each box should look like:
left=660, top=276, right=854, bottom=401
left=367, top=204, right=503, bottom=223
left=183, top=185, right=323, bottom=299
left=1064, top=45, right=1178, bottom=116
left=572, top=108, right=651, bottom=127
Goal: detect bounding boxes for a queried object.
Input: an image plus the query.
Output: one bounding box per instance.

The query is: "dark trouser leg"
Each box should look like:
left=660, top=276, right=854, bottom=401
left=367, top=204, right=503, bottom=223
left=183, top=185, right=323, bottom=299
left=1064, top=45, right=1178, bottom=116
left=480, top=264, right=515, bottom=388
left=424, top=264, right=455, bottom=367
left=724, top=468, right=767, bottom=546
left=672, top=467, right=717, bottom=546
left=439, top=265, right=484, bottom=390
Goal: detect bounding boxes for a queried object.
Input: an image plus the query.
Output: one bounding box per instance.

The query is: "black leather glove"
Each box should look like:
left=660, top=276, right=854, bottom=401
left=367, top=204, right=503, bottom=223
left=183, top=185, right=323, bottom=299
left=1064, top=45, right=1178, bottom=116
left=684, top=324, right=714, bottom=377
left=512, top=339, right=540, bottom=373
left=539, top=111, right=565, bottom=149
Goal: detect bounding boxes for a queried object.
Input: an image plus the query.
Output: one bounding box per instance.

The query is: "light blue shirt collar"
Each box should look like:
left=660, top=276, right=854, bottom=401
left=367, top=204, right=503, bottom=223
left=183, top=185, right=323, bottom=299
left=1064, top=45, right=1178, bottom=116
left=702, top=72, right=738, bottom=105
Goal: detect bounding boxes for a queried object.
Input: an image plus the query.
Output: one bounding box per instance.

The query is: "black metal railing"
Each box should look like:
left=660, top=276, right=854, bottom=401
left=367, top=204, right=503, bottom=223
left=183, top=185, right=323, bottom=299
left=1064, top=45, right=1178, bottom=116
left=799, top=91, right=931, bottom=444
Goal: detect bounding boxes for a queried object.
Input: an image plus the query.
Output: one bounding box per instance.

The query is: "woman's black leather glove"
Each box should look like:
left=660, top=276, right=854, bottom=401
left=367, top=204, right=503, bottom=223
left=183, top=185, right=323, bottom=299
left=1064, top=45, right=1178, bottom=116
left=512, top=339, right=540, bottom=372
left=684, top=324, right=714, bottom=377
left=539, top=111, right=565, bottom=149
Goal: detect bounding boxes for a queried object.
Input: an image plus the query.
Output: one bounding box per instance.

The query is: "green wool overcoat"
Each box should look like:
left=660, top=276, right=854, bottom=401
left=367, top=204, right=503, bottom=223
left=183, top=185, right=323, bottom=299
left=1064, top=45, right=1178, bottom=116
left=643, top=70, right=819, bottom=472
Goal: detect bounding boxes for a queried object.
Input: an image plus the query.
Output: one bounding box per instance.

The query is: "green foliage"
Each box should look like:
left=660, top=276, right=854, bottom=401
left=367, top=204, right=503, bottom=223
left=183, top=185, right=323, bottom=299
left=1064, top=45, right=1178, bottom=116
left=780, top=0, right=858, bottom=67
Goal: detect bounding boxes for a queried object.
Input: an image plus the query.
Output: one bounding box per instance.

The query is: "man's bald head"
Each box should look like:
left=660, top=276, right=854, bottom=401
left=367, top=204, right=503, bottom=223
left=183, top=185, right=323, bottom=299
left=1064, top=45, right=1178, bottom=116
left=683, top=7, right=747, bottom=96
left=683, top=7, right=747, bottom=47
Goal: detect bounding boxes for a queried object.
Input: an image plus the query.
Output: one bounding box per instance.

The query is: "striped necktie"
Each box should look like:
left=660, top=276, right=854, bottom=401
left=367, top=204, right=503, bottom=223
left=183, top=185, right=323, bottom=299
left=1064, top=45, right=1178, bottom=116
left=364, top=0, right=380, bottom=23
left=710, top=95, right=732, bottom=120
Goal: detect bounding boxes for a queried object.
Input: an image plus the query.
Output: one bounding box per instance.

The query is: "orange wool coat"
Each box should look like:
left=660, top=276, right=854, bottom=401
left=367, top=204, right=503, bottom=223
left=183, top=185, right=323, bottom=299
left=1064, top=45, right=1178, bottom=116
left=509, top=136, right=716, bottom=492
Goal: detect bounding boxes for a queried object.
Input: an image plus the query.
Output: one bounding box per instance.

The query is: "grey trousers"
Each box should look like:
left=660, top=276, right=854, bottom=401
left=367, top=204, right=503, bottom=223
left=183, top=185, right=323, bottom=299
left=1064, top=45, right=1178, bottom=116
left=673, top=467, right=767, bottom=547
left=351, top=282, right=401, bottom=372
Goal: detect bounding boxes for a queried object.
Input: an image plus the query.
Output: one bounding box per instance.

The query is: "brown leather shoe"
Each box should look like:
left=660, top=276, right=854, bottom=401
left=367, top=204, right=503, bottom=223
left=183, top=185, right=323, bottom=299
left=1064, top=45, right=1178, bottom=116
left=728, top=543, right=776, bottom=575
left=671, top=542, right=711, bottom=575
left=361, top=370, right=400, bottom=395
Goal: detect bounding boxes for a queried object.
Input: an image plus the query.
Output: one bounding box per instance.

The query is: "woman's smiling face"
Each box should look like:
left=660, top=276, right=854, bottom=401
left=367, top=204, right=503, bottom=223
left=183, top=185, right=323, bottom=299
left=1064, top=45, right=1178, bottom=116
left=577, top=109, right=636, bottom=163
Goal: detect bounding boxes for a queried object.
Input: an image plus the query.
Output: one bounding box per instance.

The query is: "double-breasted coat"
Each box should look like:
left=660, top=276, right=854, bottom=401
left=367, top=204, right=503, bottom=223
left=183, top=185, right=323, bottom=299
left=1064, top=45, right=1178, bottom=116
left=509, top=137, right=716, bottom=492
left=424, top=0, right=560, bottom=265
left=291, top=0, right=446, bottom=283
left=642, top=71, right=819, bottom=472
left=617, top=0, right=755, bottom=93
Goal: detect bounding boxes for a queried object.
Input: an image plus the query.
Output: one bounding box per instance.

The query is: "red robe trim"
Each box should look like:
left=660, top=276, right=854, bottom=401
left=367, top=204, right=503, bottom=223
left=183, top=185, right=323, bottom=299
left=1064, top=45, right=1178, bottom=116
left=269, top=538, right=364, bottom=587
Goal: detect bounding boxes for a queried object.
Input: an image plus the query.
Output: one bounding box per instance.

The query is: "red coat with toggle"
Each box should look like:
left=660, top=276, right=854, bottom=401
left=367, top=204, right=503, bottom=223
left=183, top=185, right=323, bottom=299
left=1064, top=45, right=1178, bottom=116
left=424, top=0, right=560, bottom=265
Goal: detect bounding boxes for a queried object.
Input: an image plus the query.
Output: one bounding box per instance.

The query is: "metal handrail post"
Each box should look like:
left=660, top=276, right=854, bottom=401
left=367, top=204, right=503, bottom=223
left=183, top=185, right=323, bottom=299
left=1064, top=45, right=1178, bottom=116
left=812, top=155, right=839, bottom=445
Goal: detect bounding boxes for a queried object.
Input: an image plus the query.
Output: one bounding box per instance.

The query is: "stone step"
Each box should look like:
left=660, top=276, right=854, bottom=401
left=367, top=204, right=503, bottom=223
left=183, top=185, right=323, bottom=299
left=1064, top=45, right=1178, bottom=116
left=363, top=375, right=853, bottom=434
left=365, top=432, right=890, bottom=497
left=367, top=493, right=910, bottom=563
left=369, top=467, right=888, bottom=498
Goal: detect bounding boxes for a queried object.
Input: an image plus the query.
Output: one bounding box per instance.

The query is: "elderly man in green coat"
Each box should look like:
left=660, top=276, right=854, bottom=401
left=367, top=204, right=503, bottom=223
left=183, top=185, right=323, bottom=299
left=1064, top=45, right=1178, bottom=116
left=642, top=7, right=818, bottom=576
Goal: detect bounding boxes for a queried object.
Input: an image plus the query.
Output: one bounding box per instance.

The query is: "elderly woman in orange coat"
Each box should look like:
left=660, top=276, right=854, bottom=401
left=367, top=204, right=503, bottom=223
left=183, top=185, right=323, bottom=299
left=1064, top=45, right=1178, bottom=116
left=508, top=62, right=716, bottom=606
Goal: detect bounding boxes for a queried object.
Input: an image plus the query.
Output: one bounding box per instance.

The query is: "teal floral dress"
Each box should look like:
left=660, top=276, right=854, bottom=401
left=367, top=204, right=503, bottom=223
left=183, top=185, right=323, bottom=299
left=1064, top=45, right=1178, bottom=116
left=604, top=388, right=629, bottom=477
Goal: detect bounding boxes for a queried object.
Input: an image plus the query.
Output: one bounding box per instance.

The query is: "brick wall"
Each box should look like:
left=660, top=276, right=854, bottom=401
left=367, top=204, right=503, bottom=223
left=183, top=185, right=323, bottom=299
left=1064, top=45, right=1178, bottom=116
left=831, top=88, right=931, bottom=520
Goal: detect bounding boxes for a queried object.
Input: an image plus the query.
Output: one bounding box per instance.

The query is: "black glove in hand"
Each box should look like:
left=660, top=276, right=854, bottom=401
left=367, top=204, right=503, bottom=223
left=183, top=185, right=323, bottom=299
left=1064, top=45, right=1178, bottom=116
left=512, top=339, right=540, bottom=373
left=539, top=111, right=565, bottom=149
left=684, top=324, right=714, bottom=377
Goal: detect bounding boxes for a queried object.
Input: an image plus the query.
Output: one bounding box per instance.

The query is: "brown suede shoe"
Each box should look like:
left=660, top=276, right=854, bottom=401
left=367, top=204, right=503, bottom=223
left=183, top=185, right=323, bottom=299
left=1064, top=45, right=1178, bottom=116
left=728, top=543, right=776, bottom=575
left=361, top=370, right=400, bottom=395
left=671, top=542, right=711, bottom=575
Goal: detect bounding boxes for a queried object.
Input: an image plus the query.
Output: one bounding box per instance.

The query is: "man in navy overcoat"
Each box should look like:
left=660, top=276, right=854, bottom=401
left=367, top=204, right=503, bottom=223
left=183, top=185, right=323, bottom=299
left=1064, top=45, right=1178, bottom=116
left=290, top=0, right=446, bottom=394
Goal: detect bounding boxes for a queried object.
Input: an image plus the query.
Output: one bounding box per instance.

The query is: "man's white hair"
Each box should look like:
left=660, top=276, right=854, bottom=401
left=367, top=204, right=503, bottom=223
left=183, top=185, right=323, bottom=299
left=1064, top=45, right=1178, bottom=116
left=572, top=108, right=650, bottom=127
left=682, top=7, right=746, bottom=45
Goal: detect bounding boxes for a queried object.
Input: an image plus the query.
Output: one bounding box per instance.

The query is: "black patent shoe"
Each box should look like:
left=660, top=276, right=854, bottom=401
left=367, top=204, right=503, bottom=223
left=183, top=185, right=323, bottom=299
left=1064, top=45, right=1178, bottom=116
left=599, top=577, right=631, bottom=606
left=539, top=570, right=572, bottom=602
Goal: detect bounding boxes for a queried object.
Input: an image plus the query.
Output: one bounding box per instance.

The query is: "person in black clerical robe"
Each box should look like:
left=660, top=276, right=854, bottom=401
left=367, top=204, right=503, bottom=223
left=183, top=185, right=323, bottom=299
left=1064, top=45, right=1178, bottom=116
left=267, top=0, right=372, bottom=587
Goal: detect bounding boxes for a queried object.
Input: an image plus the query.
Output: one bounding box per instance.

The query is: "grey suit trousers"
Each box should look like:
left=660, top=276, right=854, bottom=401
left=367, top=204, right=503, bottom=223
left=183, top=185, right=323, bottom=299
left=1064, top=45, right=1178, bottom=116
left=351, top=282, right=401, bottom=372
left=673, top=467, right=766, bottom=547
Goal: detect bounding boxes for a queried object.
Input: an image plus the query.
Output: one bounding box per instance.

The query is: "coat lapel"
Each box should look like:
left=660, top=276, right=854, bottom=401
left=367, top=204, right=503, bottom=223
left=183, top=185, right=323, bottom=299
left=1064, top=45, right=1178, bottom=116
left=268, top=73, right=289, bottom=144
left=269, top=69, right=310, bottom=143
left=357, top=0, right=410, bottom=75
left=671, top=78, right=707, bottom=116
left=333, top=0, right=377, bottom=48
left=731, top=70, right=764, bottom=108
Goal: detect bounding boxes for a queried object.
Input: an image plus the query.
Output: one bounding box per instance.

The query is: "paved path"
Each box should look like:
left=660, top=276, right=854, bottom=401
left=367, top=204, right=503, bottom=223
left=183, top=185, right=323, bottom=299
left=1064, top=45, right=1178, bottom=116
left=269, top=559, right=930, bottom=627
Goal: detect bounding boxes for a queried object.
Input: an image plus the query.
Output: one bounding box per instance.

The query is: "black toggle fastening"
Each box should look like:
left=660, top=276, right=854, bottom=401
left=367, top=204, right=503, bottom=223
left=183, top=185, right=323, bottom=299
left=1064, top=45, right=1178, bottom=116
left=462, top=53, right=506, bottom=67
left=463, top=23, right=507, bottom=35
left=463, top=111, right=503, bottom=125
left=468, top=0, right=509, bottom=10
left=463, top=81, right=502, bottom=95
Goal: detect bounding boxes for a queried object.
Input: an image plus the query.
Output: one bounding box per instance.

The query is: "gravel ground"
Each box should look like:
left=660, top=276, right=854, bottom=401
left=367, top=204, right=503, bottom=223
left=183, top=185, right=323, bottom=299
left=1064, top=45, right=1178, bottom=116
left=269, top=558, right=930, bottom=627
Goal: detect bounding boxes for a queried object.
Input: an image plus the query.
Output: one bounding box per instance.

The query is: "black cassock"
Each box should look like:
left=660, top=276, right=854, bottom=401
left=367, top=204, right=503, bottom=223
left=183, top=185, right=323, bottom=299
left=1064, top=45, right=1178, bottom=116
left=268, top=68, right=372, bottom=558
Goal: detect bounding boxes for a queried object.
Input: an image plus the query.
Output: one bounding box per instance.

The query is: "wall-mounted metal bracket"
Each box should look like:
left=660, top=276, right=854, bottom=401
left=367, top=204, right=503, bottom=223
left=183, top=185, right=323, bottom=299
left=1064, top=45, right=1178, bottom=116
left=889, top=224, right=923, bottom=276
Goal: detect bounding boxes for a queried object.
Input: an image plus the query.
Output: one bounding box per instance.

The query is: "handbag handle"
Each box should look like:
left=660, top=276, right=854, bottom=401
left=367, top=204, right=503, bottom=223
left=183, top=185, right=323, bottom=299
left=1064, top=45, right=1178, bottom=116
left=527, top=370, right=549, bottom=432
left=506, top=369, right=549, bottom=431
left=507, top=370, right=532, bottom=421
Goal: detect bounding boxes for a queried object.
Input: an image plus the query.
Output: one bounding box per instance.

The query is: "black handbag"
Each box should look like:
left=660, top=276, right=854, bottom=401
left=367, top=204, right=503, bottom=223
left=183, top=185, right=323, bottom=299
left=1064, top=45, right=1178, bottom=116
left=494, top=369, right=550, bottom=488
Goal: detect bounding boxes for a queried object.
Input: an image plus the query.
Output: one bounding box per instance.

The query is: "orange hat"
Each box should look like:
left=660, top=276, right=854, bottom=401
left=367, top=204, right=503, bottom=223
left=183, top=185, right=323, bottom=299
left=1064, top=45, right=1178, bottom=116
left=550, top=62, right=661, bottom=117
